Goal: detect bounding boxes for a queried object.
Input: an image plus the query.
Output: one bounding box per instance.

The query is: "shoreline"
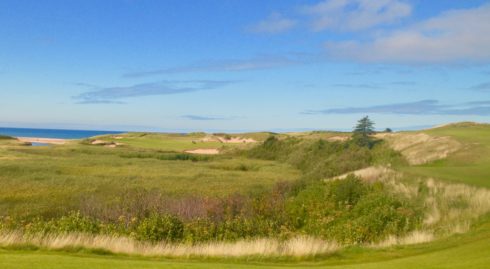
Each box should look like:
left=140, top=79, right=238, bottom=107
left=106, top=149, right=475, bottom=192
left=16, top=137, right=68, bottom=145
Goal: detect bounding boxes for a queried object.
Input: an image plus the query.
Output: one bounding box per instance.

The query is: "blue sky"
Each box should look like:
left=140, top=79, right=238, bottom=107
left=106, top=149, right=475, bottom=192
left=1, top=0, right=490, bottom=132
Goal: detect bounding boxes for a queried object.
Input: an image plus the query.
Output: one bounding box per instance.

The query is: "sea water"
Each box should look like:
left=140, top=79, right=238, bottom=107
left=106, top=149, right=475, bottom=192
left=0, top=127, right=123, bottom=139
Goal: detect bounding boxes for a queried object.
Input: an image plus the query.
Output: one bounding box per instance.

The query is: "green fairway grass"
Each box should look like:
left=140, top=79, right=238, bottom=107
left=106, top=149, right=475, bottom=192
left=101, top=133, right=225, bottom=151
left=399, top=123, right=490, bottom=188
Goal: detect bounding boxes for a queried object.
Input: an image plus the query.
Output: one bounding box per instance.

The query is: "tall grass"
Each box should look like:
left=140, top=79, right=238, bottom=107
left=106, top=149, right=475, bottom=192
left=0, top=231, right=339, bottom=258
left=353, top=166, right=490, bottom=239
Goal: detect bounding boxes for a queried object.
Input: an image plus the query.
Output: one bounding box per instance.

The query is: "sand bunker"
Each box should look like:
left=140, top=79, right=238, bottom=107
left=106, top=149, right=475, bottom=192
left=326, top=136, right=350, bottom=142
left=17, top=137, right=66, bottom=145
left=197, top=136, right=257, bottom=144
left=185, top=149, right=220, bottom=155
left=90, top=140, right=123, bottom=148
left=216, top=137, right=257, bottom=144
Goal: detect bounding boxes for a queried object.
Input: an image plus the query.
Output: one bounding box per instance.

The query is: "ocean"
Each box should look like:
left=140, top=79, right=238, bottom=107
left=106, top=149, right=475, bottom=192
left=0, top=127, right=123, bottom=139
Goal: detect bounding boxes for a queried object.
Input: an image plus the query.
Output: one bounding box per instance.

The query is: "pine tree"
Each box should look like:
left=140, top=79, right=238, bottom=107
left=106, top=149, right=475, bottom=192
left=353, top=116, right=375, bottom=147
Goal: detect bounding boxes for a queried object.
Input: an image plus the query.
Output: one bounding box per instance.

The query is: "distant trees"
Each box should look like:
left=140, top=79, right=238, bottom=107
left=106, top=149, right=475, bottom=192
left=353, top=116, right=376, bottom=148
left=384, top=128, right=393, bottom=133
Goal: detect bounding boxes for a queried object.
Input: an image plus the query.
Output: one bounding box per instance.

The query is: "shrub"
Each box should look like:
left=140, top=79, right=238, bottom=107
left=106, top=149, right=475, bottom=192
left=135, top=214, right=184, bottom=242
left=330, top=175, right=367, bottom=207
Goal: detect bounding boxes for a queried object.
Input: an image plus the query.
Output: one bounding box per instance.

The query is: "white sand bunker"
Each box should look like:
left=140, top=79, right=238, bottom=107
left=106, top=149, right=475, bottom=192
left=90, top=140, right=123, bottom=148
left=326, top=136, right=350, bottom=142
left=185, top=149, right=220, bottom=155
left=196, top=136, right=257, bottom=144
left=216, top=137, right=257, bottom=144
left=17, top=137, right=66, bottom=145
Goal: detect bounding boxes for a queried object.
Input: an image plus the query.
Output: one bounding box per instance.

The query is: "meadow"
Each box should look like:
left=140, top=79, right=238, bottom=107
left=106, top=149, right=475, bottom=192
left=1, top=123, right=490, bottom=268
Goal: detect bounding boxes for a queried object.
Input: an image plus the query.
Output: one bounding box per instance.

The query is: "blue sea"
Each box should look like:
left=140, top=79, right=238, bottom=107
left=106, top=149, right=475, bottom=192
left=0, top=127, right=123, bottom=139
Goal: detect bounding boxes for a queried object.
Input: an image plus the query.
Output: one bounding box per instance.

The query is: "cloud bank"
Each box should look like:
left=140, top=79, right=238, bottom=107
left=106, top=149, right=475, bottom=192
left=123, top=55, right=313, bottom=78
left=74, top=80, right=233, bottom=104
left=247, top=12, right=297, bottom=34
left=305, top=100, right=490, bottom=116
left=301, top=0, right=412, bottom=31
left=181, top=115, right=230, bottom=121
left=325, top=4, right=490, bottom=63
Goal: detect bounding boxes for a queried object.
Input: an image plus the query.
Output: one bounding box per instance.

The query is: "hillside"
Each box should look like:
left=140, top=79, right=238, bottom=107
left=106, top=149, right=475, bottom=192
left=0, top=122, right=489, bottom=268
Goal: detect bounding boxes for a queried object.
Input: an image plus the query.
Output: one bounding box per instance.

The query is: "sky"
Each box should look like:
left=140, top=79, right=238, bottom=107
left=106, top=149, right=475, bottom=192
left=1, top=0, right=490, bottom=132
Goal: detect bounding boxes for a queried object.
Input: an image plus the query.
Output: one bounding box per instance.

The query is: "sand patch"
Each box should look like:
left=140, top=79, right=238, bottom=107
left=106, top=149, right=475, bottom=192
left=90, top=140, right=123, bottom=148
left=17, top=137, right=67, bottom=145
left=216, top=137, right=257, bottom=144
left=185, top=149, right=220, bottom=155
left=197, top=136, right=257, bottom=144
left=326, top=136, right=350, bottom=142
left=90, top=140, right=108, bottom=145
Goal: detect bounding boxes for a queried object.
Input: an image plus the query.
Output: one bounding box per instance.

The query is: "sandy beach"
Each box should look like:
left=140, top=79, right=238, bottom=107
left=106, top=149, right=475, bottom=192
left=17, top=137, right=67, bottom=145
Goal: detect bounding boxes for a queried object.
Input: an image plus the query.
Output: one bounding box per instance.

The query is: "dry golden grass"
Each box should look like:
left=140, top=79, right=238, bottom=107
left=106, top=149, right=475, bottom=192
left=370, top=231, right=434, bottom=248
left=0, top=232, right=340, bottom=258
left=376, top=133, right=462, bottom=165
left=331, top=166, right=393, bottom=182
left=333, top=165, right=490, bottom=244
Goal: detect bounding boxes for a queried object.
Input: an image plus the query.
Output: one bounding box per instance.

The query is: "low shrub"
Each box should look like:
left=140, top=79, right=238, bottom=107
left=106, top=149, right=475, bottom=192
left=135, top=214, right=184, bottom=242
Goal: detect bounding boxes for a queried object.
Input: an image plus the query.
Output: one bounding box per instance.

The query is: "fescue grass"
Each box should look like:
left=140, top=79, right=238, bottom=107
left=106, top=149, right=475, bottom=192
left=0, top=232, right=339, bottom=259
left=0, top=142, right=299, bottom=218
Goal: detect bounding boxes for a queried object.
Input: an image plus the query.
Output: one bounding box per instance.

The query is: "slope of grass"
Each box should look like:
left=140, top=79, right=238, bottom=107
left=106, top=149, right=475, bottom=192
left=398, top=123, right=490, bottom=188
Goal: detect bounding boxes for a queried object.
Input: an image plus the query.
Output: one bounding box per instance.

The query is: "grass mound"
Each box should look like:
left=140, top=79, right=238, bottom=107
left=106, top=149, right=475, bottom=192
left=0, top=135, right=14, bottom=140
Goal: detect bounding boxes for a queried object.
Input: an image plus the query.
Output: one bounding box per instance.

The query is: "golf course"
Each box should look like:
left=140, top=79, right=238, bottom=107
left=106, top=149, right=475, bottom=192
left=1, top=122, right=489, bottom=268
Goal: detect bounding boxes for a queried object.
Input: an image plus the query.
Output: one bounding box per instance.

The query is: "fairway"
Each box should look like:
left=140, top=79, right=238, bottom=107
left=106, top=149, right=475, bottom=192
left=399, top=123, right=490, bottom=188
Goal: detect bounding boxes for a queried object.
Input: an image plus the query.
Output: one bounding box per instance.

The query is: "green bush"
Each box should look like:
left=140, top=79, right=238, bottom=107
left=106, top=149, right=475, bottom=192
left=330, top=175, right=367, bottom=207
left=285, top=177, right=422, bottom=244
left=20, top=212, right=100, bottom=235
left=135, top=214, right=184, bottom=242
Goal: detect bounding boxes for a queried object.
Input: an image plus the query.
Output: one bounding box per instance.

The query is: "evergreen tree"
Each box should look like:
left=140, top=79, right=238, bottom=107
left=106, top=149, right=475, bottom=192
left=353, top=116, right=376, bottom=147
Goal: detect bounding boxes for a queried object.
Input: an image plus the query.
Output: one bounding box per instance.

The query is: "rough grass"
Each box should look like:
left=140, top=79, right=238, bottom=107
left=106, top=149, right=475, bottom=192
left=0, top=232, right=339, bottom=258
left=0, top=142, right=300, bottom=217
left=1, top=214, right=490, bottom=268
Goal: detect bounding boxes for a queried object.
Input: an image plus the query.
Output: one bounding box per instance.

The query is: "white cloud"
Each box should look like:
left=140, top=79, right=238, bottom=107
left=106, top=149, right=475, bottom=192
left=247, top=12, right=297, bottom=34
left=302, top=0, right=411, bottom=31
left=325, top=4, right=490, bottom=63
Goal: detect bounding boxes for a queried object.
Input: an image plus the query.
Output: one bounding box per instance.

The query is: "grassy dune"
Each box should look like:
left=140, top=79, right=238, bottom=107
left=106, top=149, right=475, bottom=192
left=399, top=123, right=490, bottom=188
